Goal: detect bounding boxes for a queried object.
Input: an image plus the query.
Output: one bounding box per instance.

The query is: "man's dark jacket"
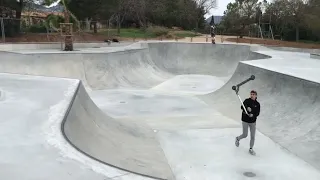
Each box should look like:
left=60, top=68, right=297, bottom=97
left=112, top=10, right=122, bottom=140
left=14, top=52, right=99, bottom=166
left=241, top=98, right=260, bottom=123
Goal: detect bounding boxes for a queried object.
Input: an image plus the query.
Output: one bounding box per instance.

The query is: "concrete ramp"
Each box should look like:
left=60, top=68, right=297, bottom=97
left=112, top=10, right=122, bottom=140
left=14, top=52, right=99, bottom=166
left=63, top=82, right=174, bottom=179
left=0, top=43, right=269, bottom=90
left=147, top=43, right=268, bottom=76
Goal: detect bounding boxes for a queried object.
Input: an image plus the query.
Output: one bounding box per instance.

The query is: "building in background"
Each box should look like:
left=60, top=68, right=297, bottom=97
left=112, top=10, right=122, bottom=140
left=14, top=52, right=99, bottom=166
left=206, top=15, right=223, bottom=26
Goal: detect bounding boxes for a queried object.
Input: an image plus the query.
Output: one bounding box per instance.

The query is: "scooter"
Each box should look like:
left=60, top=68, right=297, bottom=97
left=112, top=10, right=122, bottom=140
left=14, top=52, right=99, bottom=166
left=232, top=75, right=255, bottom=115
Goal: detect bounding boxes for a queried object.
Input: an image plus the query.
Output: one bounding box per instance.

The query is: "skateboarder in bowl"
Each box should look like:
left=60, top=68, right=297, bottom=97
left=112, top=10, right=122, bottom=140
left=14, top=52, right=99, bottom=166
left=235, top=90, right=260, bottom=155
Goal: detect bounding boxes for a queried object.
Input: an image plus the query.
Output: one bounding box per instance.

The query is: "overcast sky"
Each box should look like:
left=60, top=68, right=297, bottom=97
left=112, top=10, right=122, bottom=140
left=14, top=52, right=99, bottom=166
left=206, top=0, right=268, bottom=17
left=33, top=0, right=61, bottom=7
left=207, top=0, right=234, bottom=17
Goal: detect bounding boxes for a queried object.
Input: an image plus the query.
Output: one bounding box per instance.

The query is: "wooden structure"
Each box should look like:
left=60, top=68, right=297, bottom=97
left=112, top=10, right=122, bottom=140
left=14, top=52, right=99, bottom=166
left=60, top=23, right=73, bottom=51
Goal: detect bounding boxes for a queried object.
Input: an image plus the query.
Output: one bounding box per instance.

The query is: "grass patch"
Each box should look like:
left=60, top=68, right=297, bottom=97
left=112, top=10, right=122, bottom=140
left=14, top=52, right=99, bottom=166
left=99, top=28, right=160, bottom=38
left=99, top=27, right=202, bottom=39
left=147, top=26, right=169, bottom=37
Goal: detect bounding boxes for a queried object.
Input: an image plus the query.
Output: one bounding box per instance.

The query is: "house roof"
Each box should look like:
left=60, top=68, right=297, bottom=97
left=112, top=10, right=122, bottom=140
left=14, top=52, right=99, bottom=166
left=206, top=16, right=223, bottom=25
left=22, top=11, right=63, bottom=18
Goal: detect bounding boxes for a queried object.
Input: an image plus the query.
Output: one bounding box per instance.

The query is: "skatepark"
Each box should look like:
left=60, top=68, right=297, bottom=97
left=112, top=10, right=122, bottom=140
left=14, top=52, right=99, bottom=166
left=1, top=41, right=320, bottom=180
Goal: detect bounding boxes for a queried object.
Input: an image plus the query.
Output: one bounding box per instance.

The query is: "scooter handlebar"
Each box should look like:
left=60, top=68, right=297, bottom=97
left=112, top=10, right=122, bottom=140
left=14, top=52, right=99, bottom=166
left=231, top=75, right=255, bottom=93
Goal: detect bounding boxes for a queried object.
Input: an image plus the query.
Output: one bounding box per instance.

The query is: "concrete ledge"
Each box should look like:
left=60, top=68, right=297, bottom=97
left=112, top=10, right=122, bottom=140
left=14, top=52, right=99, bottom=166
left=0, top=42, right=134, bottom=51
left=263, top=45, right=320, bottom=53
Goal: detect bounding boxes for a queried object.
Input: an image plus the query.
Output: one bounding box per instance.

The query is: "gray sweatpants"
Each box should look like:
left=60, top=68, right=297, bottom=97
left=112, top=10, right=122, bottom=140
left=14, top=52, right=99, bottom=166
left=237, top=122, right=256, bottom=148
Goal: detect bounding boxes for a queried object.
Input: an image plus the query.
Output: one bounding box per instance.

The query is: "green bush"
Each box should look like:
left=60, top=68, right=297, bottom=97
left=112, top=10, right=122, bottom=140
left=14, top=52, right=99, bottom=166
left=46, top=14, right=65, bottom=29
left=1, top=19, right=20, bottom=37
left=165, top=34, right=174, bottom=39
left=174, top=32, right=199, bottom=38
left=146, top=26, right=169, bottom=37
left=20, top=20, right=28, bottom=32
left=28, top=24, right=47, bottom=33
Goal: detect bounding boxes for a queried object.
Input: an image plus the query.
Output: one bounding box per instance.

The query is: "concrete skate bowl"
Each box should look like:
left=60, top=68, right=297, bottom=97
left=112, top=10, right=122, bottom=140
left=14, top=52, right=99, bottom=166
left=0, top=43, right=270, bottom=90
left=0, top=42, right=271, bottom=180
left=200, top=62, right=320, bottom=171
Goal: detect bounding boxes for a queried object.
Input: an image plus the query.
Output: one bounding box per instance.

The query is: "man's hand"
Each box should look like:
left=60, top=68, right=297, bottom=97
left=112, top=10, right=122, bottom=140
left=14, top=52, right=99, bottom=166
left=249, top=114, right=254, bottom=118
left=247, top=107, right=252, bottom=112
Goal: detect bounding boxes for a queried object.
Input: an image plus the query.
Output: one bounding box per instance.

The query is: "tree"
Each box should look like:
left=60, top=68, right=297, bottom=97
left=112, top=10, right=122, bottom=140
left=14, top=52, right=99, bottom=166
left=238, top=0, right=261, bottom=37
left=220, top=2, right=242, bottom=34
left=132, top=0, right=149, bottom=30
left=0, top=0, right=28, bottom=19
left=193, top=0, right=217, bottom=32
left=176, top=0, right=198, bottom=29
left=114, top=0, right=134, bottom=34
left=304, top=0, right=320, bottom=39
left=43, top=0, right=76, bottom=51
left=286, top=0, right=307, bottom=41
left=264, top=0, right=290, bottom=39
left=263, top=0, right=308, bottom=41
left=68, top=0, right=115, bottom=33
left=63, top=0, right=214, bottom=33
left=0, top=0, right=29, bottom=33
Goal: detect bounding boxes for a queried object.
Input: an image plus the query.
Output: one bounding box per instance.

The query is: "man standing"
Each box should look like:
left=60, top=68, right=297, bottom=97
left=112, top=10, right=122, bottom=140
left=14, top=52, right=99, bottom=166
left=210, top=25, right=215, bottom=37
left=210, top=26, right=216, bottom=44
left=235, top=90, right=260, bottom=155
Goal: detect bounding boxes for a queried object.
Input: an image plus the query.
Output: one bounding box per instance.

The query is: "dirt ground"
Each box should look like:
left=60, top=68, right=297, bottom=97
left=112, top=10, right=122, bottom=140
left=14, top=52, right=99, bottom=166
left=225, top=37, right=320, bottom=49
left=0, top=32, right=185, bottom=43
left=0, top=33, right=118, bottom=43
left=1, top=33, right=320, bottom=50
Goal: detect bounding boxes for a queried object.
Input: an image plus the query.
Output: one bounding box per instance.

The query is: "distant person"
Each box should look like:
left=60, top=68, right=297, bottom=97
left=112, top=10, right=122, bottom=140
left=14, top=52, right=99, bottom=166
left=210, top=25, right=215, bottom=37
left=235, top=90, right=260, bottom=155
left=212, top=36, right=216, bottom=44
left=210, top=26, right=216, bottom=44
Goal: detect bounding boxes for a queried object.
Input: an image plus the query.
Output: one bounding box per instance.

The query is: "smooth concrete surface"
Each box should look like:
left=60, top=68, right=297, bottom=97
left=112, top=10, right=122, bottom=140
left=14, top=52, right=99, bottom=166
left=244, top=50, right=320, bottom=83
left=0, top=73, right=150, bottom=180
left=90, top=89, right=210, bottom=118
left=1, top=42, right=320, bottom=180
left=157, top=128, right=320, bottom=180
left=263, top=45, right=320, bottom=53
left=151, top=75, right=227, bottom=95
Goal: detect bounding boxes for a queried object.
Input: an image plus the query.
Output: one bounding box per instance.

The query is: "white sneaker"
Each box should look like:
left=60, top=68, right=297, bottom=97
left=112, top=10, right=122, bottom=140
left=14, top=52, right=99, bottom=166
left=235, top=137, right=239, bottom=147
left=249, top=148, right=256, bottom=155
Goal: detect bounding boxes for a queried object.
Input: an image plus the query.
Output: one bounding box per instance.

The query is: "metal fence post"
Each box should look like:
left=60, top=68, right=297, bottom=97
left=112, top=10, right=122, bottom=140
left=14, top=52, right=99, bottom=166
left=1, top=18, right=5, bottom=43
